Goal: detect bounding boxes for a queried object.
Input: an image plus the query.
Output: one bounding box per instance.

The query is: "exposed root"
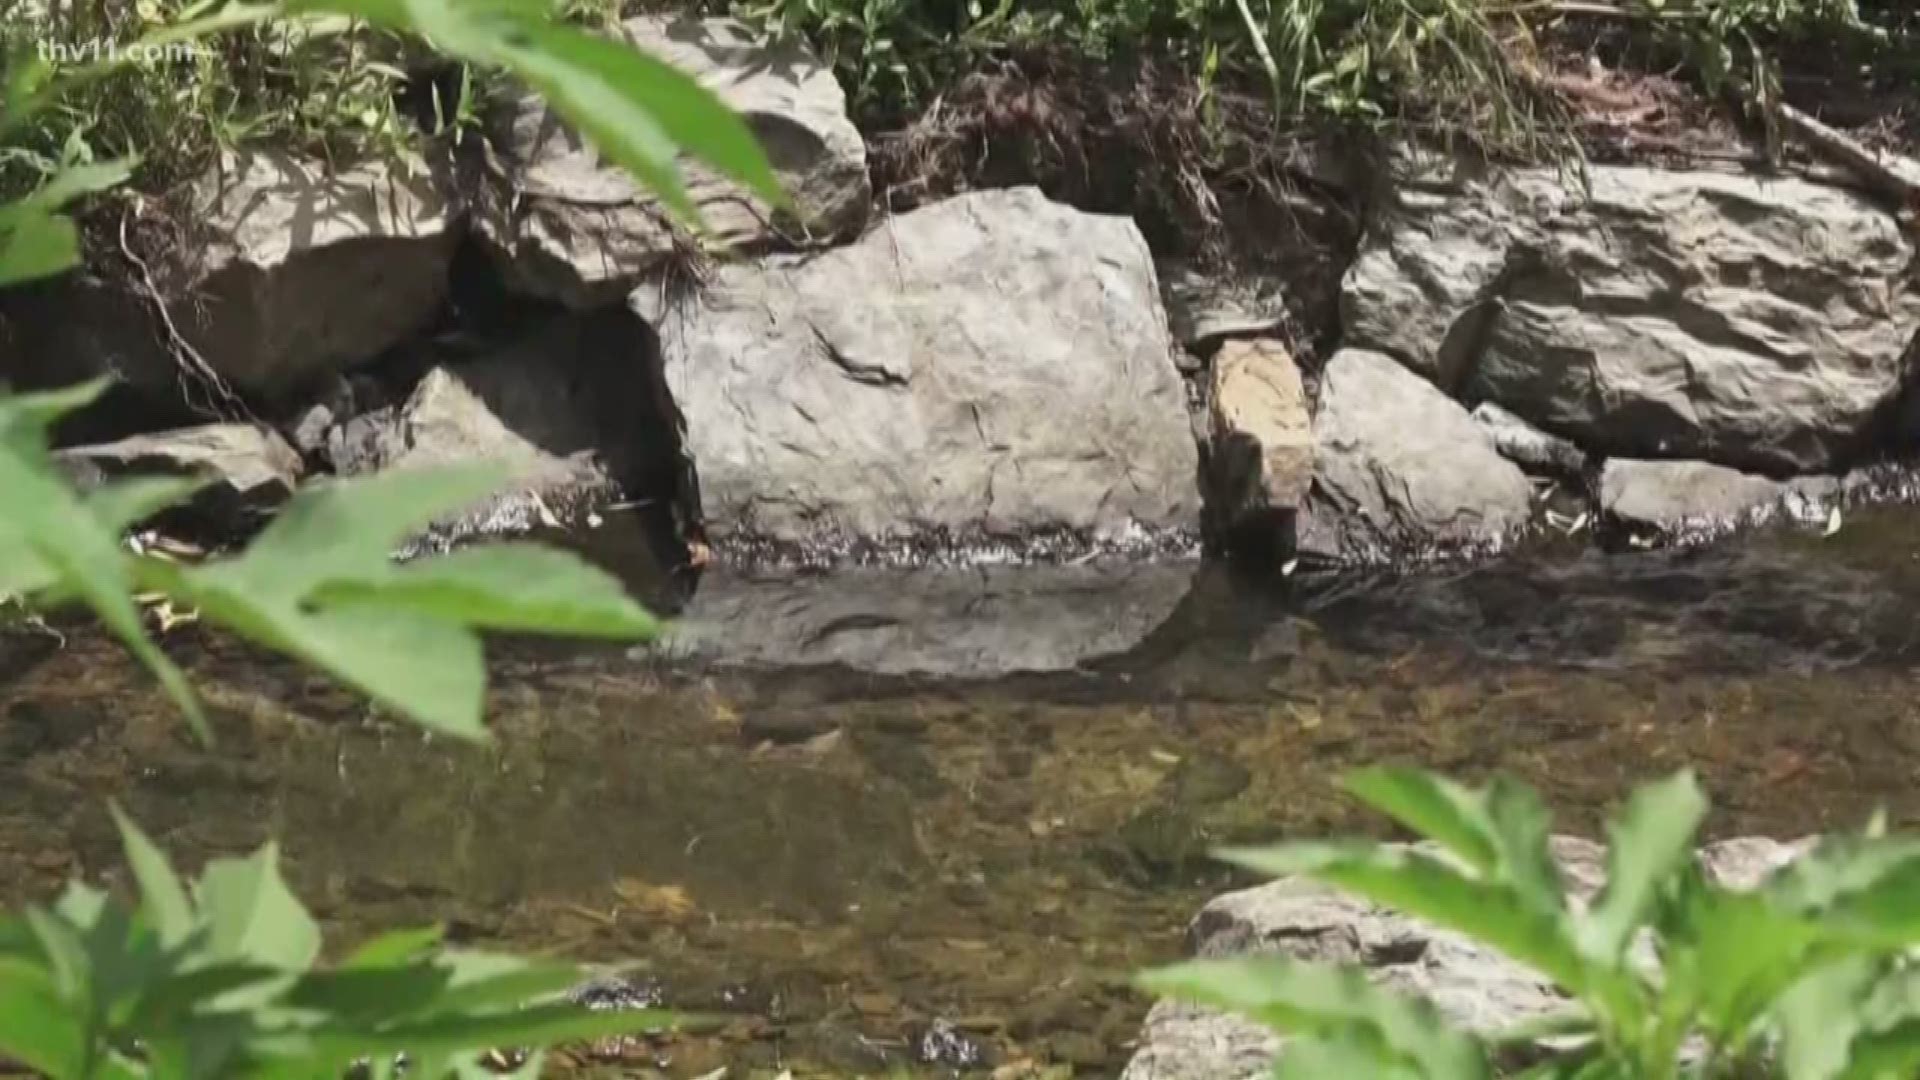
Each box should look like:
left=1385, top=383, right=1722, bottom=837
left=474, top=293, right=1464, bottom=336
left=115, top=204, right=252, bottom=423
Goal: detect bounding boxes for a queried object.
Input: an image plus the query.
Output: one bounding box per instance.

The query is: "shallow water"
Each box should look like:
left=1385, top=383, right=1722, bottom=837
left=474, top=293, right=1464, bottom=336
left=5, top=509, right=1920, bottom=1076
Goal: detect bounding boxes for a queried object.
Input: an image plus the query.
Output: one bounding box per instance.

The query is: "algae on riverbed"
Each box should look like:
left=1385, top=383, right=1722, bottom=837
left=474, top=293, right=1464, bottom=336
left=6, top=511, right=1920, bottom=1074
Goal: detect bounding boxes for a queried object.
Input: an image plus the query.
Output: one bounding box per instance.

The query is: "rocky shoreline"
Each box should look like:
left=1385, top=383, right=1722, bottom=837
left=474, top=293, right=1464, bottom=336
left=3, top=15, right=1918, bottom=575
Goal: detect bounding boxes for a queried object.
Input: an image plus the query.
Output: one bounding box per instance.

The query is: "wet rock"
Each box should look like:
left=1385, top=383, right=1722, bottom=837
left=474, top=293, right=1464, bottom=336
left=1298, top=349, right=1533, bottom=563
left=1600, top=458, right=1838, bottom=542
left=1472, top=401, right=1586, bottom=480
left=1343, top=163, right=1920, bottom=473
left=639, top=187, right=1201, bottom=562
left=1122, top=836, right=1807, bottom=1080
left=55, top=423, right=303, bottom=532
left=326, top=309, right=677, bottom=547
left=656, top=561, right=1195, bottom=677
left=478, top=14, right=868, bottom=307
left=1206, top=339, right=1312, bottom=542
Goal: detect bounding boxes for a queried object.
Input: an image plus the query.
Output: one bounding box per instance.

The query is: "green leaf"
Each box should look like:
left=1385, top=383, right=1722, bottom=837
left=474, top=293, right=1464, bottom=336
left=111, top=805, right=195, bottom=948
left=1578, top=771, right=1707, bottom=962
left=1664, top=877, right=1821, bottom=1045
left=0, top=386, right=206, bottom=735
left=1139, top=957, right=1490, bottom=1080
left=285, top=965, right=455, bottom=1021
left=1343, top=767, right=1500, bottom=875
left=1274, top=1030, right=1426, bottom=1080
left=0, top=208, right=81, bottom=287
left=0, top=956, right=87, bottom=1078
left=332, top=1002, right=677, bottom=1057
left=344, top=926, right=445, bottom=969
left=314, top=544, right=659, bottom=638
left=1775, top=955, right=1881, bottom=1080
left=195, top=842, right=321, bottom=972
left=1219, top=842, right=1590, bottom=993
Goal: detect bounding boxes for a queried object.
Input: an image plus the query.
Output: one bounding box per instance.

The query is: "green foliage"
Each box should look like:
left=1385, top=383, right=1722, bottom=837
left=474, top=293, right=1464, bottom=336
left=0, top=0, right=782, bottom=287
left=0, top=807, right=671, bottom=1078
left=1142, top=766, right=1920, bottom=1079
left=0, top=382, right=658, bottom=740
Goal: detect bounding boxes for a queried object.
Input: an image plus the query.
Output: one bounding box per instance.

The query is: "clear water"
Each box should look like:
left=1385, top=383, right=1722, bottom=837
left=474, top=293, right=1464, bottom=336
left=5, top=509, right=1920, bottom=1076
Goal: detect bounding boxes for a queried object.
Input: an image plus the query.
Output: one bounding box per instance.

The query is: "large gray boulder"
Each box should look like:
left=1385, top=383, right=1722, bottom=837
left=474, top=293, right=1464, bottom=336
left=1, top=151, right=455, bottom=415
left=1343, top=164, right=1920, bottom=473
left=479, top=15, right=870, bottom=307
left=1123, top=837, right=1805, bottom=1080
left=1299, top=349, right=1534, bottom=562
left=175, top=150, right=456, bottom=397
left=638, top=187, right=1202, bottom=562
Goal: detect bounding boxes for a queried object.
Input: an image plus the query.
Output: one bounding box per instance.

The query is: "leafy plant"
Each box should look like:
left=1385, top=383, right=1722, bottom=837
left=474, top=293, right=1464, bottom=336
left=1142, top=766, right=1920, bottom=1079
left=0, top=0, right=783, bottom=289
left=0, top=806, right=671, bottom=1079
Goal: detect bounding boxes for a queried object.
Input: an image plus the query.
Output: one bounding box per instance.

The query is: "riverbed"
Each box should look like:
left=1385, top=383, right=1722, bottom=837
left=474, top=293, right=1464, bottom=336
left=3, top=510, right=1919, bottom=1076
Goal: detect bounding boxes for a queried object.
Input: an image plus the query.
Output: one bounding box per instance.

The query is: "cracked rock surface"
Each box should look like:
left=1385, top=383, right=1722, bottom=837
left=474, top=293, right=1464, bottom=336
left=635, top=187, right=1201, bottom=562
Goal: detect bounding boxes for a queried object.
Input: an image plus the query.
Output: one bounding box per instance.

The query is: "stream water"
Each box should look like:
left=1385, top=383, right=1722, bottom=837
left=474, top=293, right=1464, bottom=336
left=5, top=510, right=1920, bottom=1077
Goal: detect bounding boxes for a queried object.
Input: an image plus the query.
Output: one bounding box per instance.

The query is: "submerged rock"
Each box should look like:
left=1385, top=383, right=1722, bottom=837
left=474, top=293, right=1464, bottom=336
left=1122, top=837, right=1805, bottom=1080
left=1206, top=339, right=1313, bottom=543
left=656, top=561, right=1194, bottom=676
left=1299, top=349, right=1534, bottom=563
left=326, top=309, right=679, bottom=547
left=1472, top=401, right=1586, bottom=480
left=478, top=14, right=869, bottom=307
left=56, top=423, right=303, bottom=532
left=1344, top=163, right=1920, bottom=473
left=1599, top=458, right=1838, bottom=542
left=639, top=187, right=1201, bottom=563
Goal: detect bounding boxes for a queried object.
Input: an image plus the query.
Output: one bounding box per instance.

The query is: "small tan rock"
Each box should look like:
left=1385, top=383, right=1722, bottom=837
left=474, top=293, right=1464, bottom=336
left=1206, top=338, right=1313, bottom=528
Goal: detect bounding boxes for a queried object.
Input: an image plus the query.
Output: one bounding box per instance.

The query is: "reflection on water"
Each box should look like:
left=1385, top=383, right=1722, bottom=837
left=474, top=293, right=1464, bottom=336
left=6, top=509, right=1920, bottom=1075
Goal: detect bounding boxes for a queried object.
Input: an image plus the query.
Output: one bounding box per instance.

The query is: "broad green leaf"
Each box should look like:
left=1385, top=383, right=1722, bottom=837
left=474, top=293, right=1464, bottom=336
left=195, top=843, right=321, bottom=972
left=1775, top=955, right=1881, bottom=1080
left=1139, top=956, right=1490, bottom=1080
left=15, top=159, right=136, bottom=213
left=277, top=607, right=487, bottom=738
left=507, top=21, right=786, bottom=219
left=211, top=466, right=511, bottom=589
left=1483, top=776, right=1564, bottom=914
left=429, top=952, right=583, bottom=1014
left=0, top=387, right=205, bottom=734
left=331, top=1002, right=677, bottom=1057
left=344, top=926, right=446, bottom=969
left=1578, top=771, right=1707, bottom=962
left=1836, top=1018, right=1920, bottom=1080
left=1274, top=1030, right=1426, bottom=1080
left=314, top=543, right=659, bottom=638
left=1219, top=842, right=1589, bottom=993
left=285, top=965, right=455, bottom=1020
left=111, top=805, right=195, bottom=948
left=0, top=956, right=87, bottom=1078
left=1344, top=766, right=1500, bottom=875
left=1769, top=836, right=1920, bottom=946
left=0, top=207, right=81, bottom=287
left=1664, top=878, right=1821, bottom=1044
